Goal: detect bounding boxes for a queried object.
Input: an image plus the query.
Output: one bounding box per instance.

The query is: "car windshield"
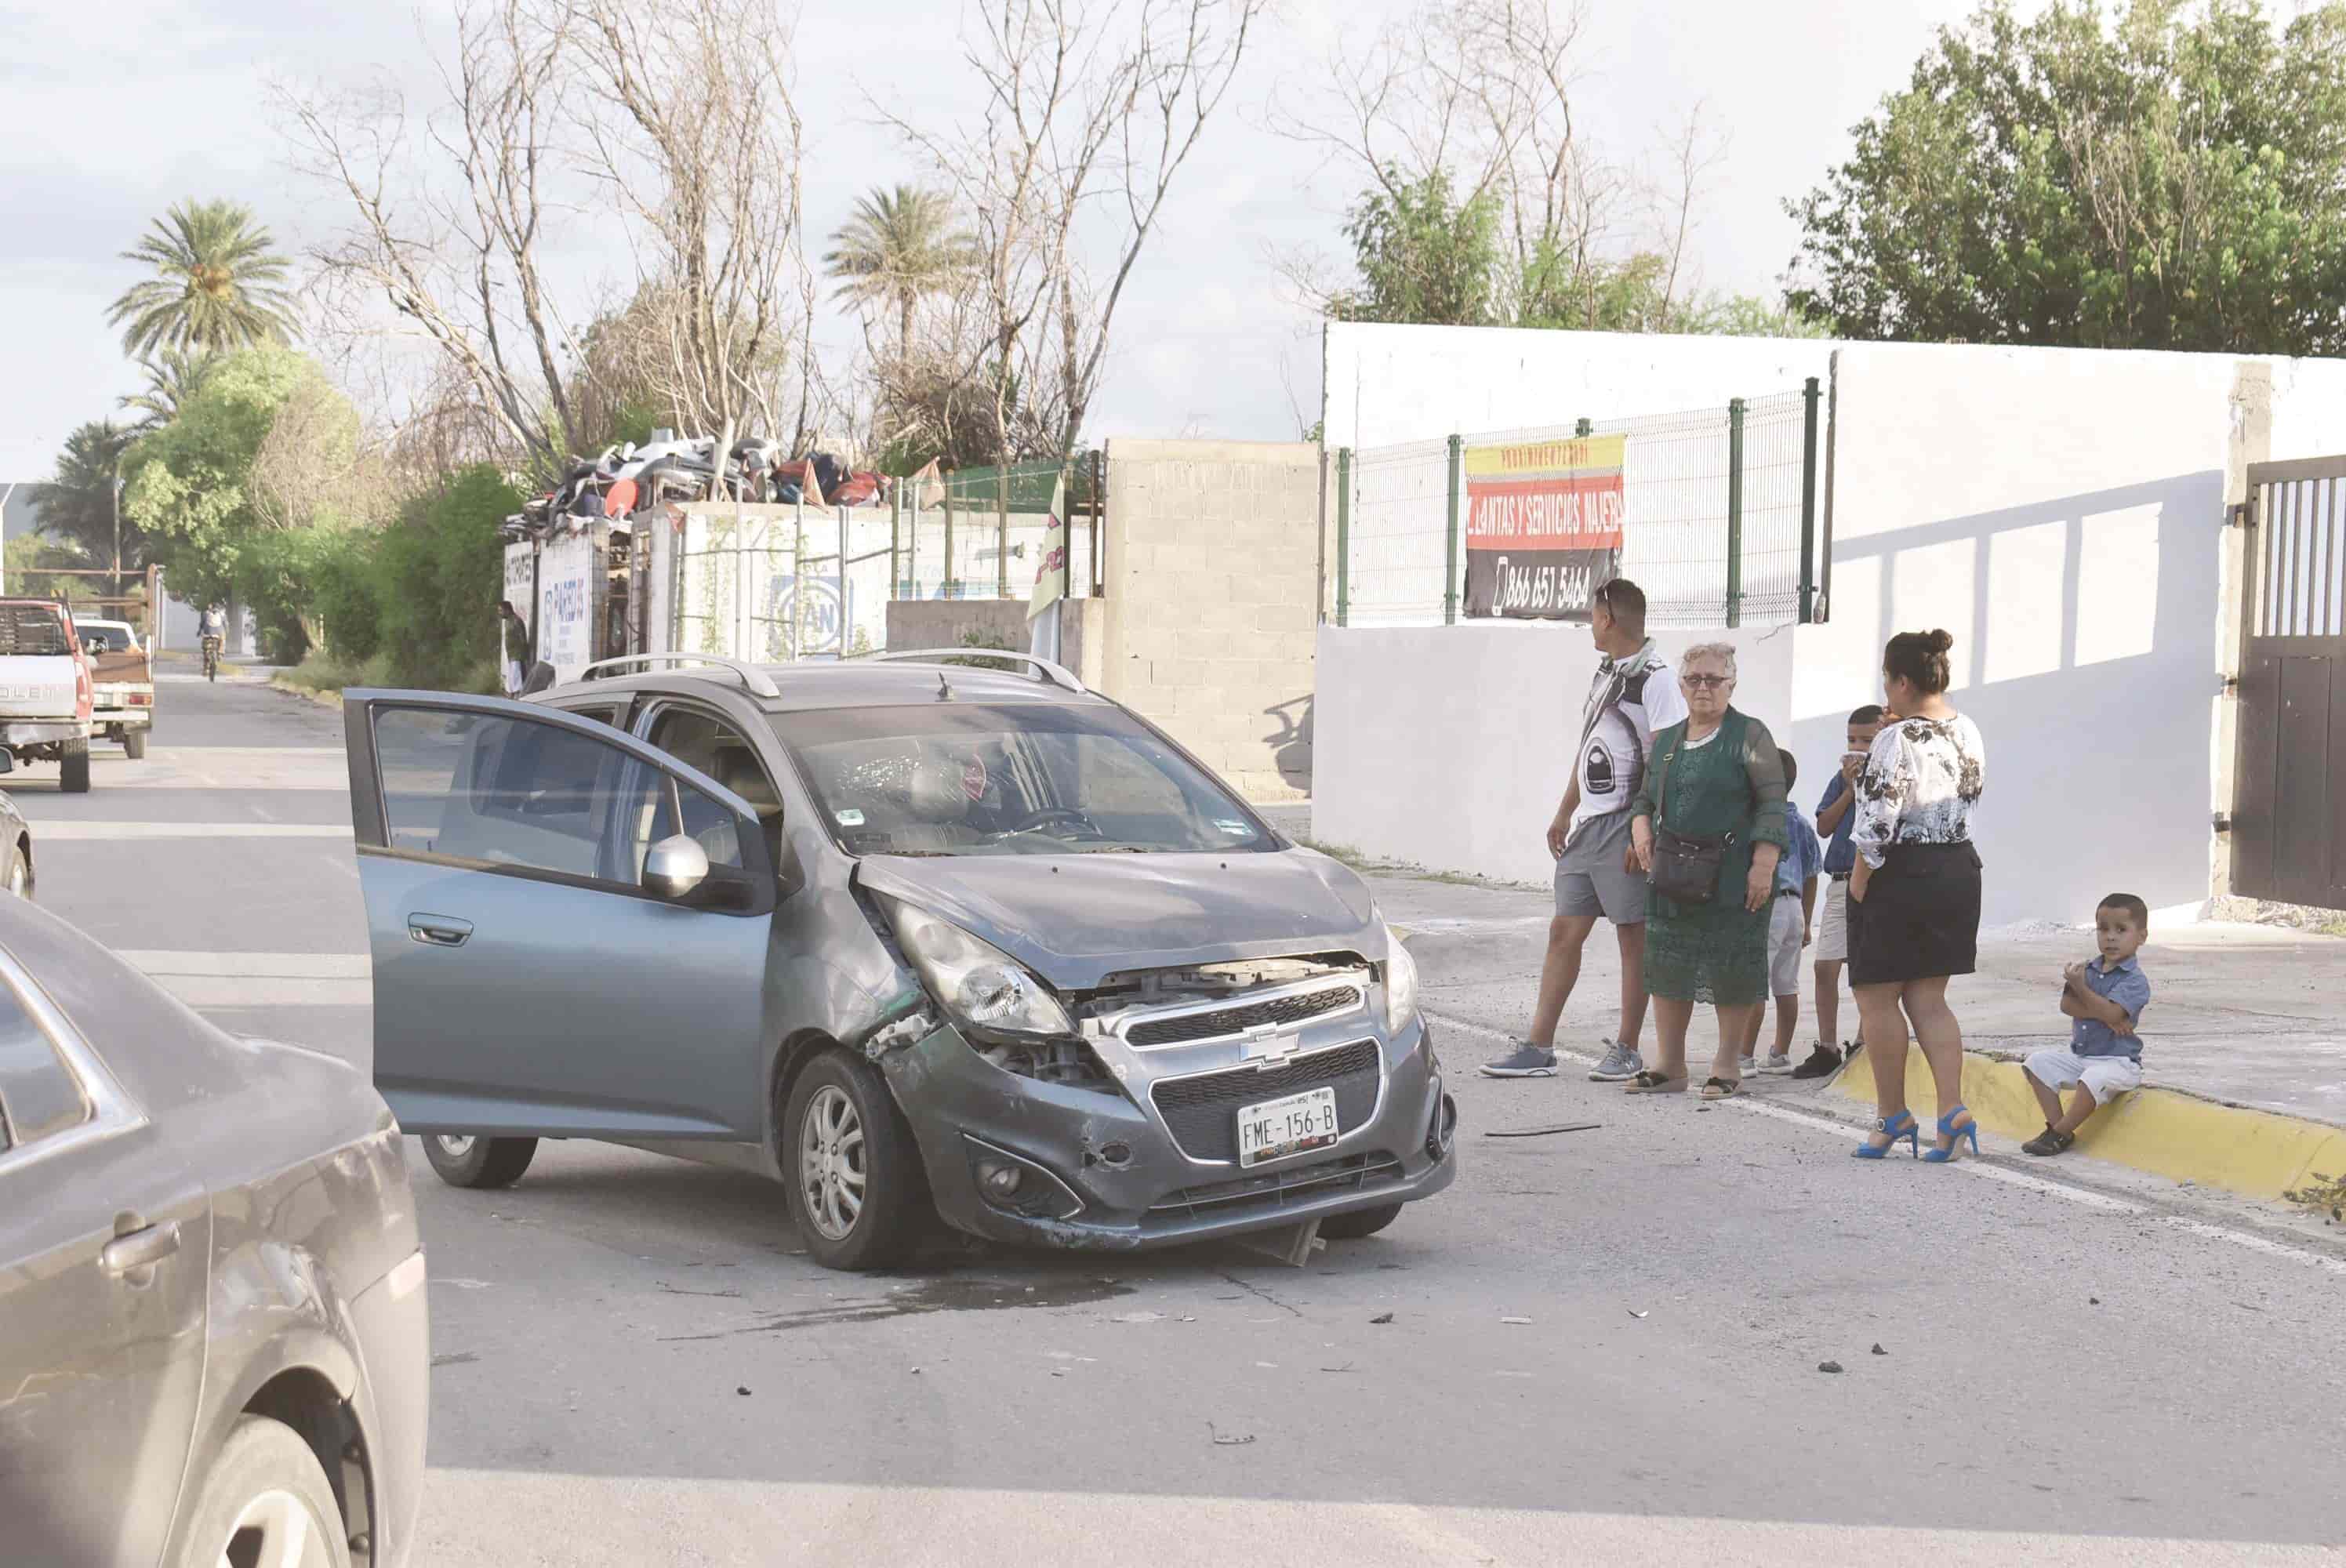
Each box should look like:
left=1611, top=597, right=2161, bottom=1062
left=771, top=701, right=1272, bottom=856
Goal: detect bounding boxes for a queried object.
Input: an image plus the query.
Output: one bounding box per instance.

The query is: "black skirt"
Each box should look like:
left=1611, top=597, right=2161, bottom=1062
left=1848, top=841, right=1981, bottom=985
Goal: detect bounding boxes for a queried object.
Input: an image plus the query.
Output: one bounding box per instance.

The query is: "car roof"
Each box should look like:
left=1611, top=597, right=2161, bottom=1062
left=546, top=660, right=1111, bottom=715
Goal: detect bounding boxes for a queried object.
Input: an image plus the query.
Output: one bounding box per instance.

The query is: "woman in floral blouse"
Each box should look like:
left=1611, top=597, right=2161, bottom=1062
left=1848, top=630, right=1988, bottom=1162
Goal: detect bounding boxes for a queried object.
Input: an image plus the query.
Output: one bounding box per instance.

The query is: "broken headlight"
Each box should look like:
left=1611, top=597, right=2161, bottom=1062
left=885, top=898, right=1074, bottom=1040
left=1382, top=920, right=1418, bottom=1032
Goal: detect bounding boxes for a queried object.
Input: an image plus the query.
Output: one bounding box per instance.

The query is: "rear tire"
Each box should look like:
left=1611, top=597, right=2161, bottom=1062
left=1317, top=1201, right=1406, bottom=1240
left=169, top=1413, right=352, bottom=1568
left=783, top=1049, right=925, bottom=1271
left=422, top=1133, right=538, bottom=1189
left=0, top=840, right=28, bottom=899
left=59, top=739, right=89, bottom=793
left=122, top=728, right=147, bottom=760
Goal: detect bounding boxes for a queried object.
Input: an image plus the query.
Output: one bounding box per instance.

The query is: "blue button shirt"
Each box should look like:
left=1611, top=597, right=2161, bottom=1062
left=1775, top=802, right=1822, bottom=895
left=2072, top=956, right=2152, bottom=1061
left=1818, top=774, right=1857, bottom=876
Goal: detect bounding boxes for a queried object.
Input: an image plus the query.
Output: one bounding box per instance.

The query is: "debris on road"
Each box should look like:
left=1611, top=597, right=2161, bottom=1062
left=1501, top=1316, right=1533, bottom=1325
left=1872, top=1344, right=1888, bottom=1356
left=1209, top=1425, right=1256, bottom=1446
left=1628, top=1309, right=1649, bottom=1319
left=1112, top=1310, right=1167, bottom=1324
left=1371, top=1312, right=1395, bottom=1324
left=736, top=1386, right=751, bottom=1396
left=1485, top=1123, right=1603, bottom=1138
left=1818, top=1361, right=1845, bottom=1374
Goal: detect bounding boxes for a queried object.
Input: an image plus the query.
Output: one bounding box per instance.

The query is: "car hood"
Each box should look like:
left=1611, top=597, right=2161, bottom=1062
left=854, top=848, right=1386, bottom=990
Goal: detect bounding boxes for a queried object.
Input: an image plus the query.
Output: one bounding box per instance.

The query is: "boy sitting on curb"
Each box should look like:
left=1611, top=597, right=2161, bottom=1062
left=2022, top=894, right=2152, bottom=1156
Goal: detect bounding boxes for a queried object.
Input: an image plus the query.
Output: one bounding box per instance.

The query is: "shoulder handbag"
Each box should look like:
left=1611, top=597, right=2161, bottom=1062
left=1644, top=720, right=1739, bottom=905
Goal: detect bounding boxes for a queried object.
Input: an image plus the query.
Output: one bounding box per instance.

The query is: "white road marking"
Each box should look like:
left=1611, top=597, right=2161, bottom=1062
left=33, top=821, right=350, bottom=840
left=412, top=1472, right=2346, bottom=1566
left=1427, top=1008, right=2346, bottom=1271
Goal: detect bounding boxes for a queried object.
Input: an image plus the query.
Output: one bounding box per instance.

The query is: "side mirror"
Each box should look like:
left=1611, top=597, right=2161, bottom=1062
left=643, top=833, right=710, bottom=901
left=88, top=636, right=110, bottom=654
left=0, top=751, right=15, bottom=775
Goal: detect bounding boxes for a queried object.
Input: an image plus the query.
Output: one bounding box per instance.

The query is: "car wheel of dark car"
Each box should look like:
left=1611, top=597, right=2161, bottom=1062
left=421, top=1132, right=539, bottom=1189
left=60, top=737, right=90, bottom=794
left=170, top=1414, right=353, bottom=1568
left=783, top=1050, right=925, bottom=1271
left=123, top=728, right=147, bottom=760
left=1317, top=1201, right=1405, bottom=1240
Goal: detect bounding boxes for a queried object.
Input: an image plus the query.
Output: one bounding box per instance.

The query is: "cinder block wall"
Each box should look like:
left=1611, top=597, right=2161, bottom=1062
left=1100, top=440, right=1320, bottom=800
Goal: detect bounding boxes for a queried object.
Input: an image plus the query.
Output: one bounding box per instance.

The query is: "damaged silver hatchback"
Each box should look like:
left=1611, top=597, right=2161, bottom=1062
left=343, top=652, right=1456, bottom=1269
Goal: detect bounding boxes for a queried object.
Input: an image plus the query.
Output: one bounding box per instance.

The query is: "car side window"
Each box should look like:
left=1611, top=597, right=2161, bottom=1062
left=644, top=706, right=780, bottom=872
left=376, top=708, right=638, bottom=882
left=0, top=979, right=89, bottom=1152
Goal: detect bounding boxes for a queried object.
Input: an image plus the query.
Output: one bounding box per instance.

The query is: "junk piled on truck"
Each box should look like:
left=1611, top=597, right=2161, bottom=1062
left=497, top=432, right=894, bottom=692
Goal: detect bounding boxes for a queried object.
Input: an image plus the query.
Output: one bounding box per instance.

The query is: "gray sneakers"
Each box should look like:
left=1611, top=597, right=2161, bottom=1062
left=1480, top=1044, right=1559, bottom=1078
left=1588, top=1039, right=1643, bottom=1082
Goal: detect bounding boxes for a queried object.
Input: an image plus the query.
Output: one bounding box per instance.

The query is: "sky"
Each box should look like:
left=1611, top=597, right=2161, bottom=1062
left=0, top=0, right=2022, bottom=483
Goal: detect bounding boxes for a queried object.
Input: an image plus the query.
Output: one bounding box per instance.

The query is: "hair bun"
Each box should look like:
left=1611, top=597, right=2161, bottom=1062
left=1924, top=630, right=1954, bottom=654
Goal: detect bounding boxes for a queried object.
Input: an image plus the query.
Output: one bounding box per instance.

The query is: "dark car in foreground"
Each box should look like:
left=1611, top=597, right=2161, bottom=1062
left=344, top=651, right=1456, bottom=1270
left=0, top=896, right=426, bottom=1568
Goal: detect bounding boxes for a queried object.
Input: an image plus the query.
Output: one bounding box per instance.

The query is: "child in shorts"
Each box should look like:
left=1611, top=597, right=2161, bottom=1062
left=1745, top=749, right=1822, bottom=1074
left=2021, top=894, right=2152, bottom=1155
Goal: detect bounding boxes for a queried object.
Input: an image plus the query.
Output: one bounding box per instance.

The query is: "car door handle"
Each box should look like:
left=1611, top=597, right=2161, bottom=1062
left=409, top=915, right=474, bottom=948
left=102, top=1220, right=180, bottom=1276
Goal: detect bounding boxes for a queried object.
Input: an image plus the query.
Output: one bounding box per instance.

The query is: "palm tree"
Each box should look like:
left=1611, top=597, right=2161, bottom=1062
left=107, top=199, right=298, bottom=358
left=119, top=347, right=225, bottom=432
left=823, top=186, right=976, bottom=367
left=28, top=420, right=142, bottom=568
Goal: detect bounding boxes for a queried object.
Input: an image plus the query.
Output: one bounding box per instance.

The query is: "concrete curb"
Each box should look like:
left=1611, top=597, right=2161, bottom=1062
left=1825, top=1046, right=2346, bottom=1203
left=270, top=677, right=344, bottom=710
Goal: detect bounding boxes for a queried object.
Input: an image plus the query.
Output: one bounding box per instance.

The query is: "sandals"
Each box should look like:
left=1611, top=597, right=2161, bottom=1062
left=1624, top=1071, right=1687, bottom=1094
left=2022, top=1126, right=2076, bottom=1157
left=1700, top=1076, right=1742, bottom=1100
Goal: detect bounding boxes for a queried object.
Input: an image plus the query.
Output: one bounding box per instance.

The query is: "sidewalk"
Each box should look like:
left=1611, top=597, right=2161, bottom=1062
left=1257, top=799, right=2346, bottom=1201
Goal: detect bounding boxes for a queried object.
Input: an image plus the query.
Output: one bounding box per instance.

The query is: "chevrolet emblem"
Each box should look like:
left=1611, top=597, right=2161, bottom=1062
left=1240, top=1024, right=1298, bottom=1068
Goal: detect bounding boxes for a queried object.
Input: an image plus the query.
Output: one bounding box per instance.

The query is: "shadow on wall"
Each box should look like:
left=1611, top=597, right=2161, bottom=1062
left=1794, top=470, right=2223, bottom=923
left=1262, top=695, right=1313, bottom=793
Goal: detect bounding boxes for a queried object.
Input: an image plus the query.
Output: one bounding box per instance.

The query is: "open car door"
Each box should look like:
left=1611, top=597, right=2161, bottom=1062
left=342, top=689, right=779, bottom=1141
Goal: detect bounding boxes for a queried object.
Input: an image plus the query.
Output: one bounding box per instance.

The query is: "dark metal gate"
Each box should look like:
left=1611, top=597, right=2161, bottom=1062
left=2231, top=456, right=2346, bottom=908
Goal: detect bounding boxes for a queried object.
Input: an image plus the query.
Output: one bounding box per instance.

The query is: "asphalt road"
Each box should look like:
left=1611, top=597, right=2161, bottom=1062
left=17, top=671, right=2346, bottom=1566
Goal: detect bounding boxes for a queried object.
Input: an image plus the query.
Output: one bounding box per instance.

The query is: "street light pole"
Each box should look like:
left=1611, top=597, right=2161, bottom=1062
left=111, top=470, right=123, bottom=609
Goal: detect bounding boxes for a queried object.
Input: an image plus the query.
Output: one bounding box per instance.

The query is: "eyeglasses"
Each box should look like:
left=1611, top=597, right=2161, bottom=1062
left=1683, top=673, right=1732, bottom=688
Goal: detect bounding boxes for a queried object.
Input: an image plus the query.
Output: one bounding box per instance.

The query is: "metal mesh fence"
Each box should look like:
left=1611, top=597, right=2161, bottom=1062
left=1337, top=387, right=1819, bottom=629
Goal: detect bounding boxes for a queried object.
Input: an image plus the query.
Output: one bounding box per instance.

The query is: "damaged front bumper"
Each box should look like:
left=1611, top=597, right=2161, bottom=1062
left=875, top=1011, right=1458, bottom=1251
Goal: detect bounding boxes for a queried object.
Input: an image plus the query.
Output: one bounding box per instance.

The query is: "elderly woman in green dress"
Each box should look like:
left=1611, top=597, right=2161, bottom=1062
left=1625, top=642, right=1791, bottom=1098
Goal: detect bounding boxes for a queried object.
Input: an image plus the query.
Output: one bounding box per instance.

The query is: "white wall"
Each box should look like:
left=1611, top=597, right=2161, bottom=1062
left=1323, top=323, right=1839, bottom=449
left=1315, top=327, right=2346, bottom=924
left=1314, top=622, right=1796, bottom=887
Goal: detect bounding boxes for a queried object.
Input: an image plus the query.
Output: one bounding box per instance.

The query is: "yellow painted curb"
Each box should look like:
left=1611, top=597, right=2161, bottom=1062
left=1826, top=1046, right=2346, bottom=1203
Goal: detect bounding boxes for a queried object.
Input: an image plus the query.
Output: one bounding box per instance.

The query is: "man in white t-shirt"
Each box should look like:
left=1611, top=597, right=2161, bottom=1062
left=1483, top=578, right=1689, bottom=1080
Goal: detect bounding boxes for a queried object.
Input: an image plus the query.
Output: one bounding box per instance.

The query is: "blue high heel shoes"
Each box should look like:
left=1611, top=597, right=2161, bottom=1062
left=1852, top=1109, right=1919, bottom=1160
left=1922, top=1105, right=1980, bottom=1163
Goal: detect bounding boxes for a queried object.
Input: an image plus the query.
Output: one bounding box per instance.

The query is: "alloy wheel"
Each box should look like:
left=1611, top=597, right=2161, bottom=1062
left=217, top=1486, right=337, bottom=1568
left=434, top=1135, right=475, bottom=1160
left=797, top=1085, right=867, bottom=1241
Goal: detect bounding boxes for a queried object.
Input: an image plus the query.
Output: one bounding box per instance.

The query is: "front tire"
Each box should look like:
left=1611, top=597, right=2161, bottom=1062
left=59, top=738, right=89, bottom=793
left=169, top=1414, right=351, bottom=1568
left=1318, top=1201, right=1405, bottom=1240
left=422, top=1133, right=538, bottom=1189
left=0, top=840, right=29, bottom=898
left=783, top=1049, right=925, bottom=1271
left=122, top=728, right=147, bottom=760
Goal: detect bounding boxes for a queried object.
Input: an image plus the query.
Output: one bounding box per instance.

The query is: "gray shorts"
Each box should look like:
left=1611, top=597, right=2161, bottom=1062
left=1556, top=810, right=1646, bottom=924
left=1767, top=895, right=1806, bottom=996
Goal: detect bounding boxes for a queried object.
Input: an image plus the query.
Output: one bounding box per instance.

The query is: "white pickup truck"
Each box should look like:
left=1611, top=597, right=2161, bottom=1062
left=0, top=598, right=94, bottom=792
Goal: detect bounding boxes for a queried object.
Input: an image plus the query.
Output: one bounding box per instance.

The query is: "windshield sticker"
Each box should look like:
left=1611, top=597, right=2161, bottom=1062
left=1215, top=818, right=1258, bottom=838
left=835, top=808, right=866, bottom=827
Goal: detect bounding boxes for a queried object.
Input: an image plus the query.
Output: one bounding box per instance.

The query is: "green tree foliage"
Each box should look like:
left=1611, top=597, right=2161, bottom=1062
left=3, top=535, right=102, bottom=603
left=107, top=198, right=299, bottom=358
left=119, top=343, right=311, bottom=609
left=30, top=420, right=144, bottom=567
left=1332, top=171, right=1502, bottom=325
left=368, top=467, right=517, bottom=691
left=1786, top=0, right=2346, bottom=353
